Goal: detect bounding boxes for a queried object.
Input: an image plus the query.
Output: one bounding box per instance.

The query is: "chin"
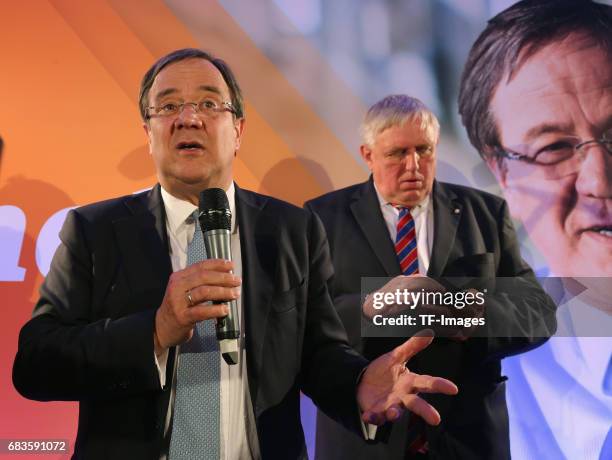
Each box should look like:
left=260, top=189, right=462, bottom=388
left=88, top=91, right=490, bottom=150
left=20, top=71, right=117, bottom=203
left=398, top=192, right=424, bottom=206
left=548, top=259, right=606, bottom=278
left=574, top=260, right=612, bottom=277
left=178, top=176, right=208, bottom=187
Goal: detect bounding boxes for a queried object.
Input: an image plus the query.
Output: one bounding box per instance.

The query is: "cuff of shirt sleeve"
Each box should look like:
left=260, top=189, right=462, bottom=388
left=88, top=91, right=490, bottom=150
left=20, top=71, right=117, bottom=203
left=154, top=348, right=169, bottom=389
left=356, top=366, right=379, bottom=440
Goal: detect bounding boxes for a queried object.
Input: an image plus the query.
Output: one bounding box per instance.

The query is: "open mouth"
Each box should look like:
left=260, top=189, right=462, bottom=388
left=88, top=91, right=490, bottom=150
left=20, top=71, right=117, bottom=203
left=581, top=225, right=612, bottom=238
left=589, top=226, right=612, bottom=237
left=176, top=141, right=204, bottom=151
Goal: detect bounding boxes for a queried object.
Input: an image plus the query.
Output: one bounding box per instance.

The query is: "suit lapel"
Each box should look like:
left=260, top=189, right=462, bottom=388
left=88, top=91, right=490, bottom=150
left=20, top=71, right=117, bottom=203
left=235, top=185, right=277, bottom=409
left=428, top=181, right=462, bottom=277
left=350, top=178, right=400, bottom=276
left=111, top=185, right=174, bottom=433
left=112, top=184, right=172, bottom=296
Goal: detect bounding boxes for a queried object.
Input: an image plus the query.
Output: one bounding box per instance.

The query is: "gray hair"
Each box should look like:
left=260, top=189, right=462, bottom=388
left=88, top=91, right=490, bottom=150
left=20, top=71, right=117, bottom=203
left=361, top=95, right=440, bottom=147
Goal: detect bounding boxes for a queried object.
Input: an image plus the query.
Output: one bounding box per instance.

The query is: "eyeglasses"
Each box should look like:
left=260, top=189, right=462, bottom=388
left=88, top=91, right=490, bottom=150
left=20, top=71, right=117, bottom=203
left=383, top=145, right=435, bottom=165
left=146, top=98, right=236, bottom=119
left=496, top=128, right=612, bottom=179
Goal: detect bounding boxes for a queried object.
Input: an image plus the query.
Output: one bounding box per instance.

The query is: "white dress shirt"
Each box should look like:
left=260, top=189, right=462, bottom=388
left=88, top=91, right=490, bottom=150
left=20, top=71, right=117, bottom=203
left=373, top=183, right=434, bottom=272
left=504, top=288, right=612, bottom=460
left=157, top=183, right=260, bottom=460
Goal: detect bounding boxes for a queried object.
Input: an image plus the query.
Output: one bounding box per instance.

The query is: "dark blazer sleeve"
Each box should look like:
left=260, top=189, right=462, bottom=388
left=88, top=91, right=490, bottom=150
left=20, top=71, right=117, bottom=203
left=12, top=208, right=161, bottom=401
left=304, top=201, right=363, bottom=348
left=473, top=200, right=557, bottom=361
left=298, top=209, right=369, bottom=431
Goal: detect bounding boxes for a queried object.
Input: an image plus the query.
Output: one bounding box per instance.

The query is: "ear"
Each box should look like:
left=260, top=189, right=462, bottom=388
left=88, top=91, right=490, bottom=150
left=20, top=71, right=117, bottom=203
left=486, top=153, right=525, bottom=220
left=143, top=122, right=153, bottom=155
left=485, top=153, right=508, bottom=189
left=233, top=117, right=246, bottom=154
left=360, top=144, right=374, bottom=170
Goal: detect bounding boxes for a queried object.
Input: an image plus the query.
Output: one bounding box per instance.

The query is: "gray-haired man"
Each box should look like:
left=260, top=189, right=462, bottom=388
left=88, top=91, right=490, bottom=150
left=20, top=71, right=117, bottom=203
left=306, top=94, right=554, bottom=460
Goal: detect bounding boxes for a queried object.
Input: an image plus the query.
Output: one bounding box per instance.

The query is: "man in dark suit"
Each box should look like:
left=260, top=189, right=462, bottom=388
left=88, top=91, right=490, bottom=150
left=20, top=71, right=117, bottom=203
left=12, top=51, right=458, bottom=460
left=306, top=95, right=556, bottom=459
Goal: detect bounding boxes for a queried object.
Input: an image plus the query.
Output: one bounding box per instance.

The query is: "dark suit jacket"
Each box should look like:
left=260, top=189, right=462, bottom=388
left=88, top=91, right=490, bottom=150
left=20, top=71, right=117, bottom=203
left=305, top=178, right=556, bottom=460
left=13, top=184, right=368, bottom=460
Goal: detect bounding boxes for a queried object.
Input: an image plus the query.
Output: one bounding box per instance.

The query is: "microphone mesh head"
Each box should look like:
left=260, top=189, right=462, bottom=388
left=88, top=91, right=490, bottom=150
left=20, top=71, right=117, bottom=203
left=199, top=188, right=231, bottom=231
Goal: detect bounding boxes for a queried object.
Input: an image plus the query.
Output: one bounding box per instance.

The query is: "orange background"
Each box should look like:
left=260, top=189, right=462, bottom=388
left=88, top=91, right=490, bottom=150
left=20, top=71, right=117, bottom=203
left=0, top=1, right=370, bottom=457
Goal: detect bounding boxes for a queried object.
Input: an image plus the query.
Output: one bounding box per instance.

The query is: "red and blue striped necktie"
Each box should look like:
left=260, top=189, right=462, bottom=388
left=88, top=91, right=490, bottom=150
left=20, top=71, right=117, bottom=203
left=395, top=207, right=419, bottom=275
left=396, top=207, right=428, bottom=453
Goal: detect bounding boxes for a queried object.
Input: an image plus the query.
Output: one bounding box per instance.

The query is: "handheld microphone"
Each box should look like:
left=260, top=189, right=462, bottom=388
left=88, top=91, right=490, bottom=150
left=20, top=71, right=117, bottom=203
left=198, top=188, right=240, bottom=365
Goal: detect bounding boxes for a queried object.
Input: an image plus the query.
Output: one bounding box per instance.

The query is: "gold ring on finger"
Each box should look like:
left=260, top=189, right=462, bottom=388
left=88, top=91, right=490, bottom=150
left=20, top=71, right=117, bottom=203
left=185, top=289, right=194, bottom=307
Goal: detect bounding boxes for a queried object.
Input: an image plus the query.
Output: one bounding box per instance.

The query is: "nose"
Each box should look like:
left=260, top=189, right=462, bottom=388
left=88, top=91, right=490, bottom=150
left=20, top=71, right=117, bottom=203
left=575, top=145, right=612, bottom=198
left=404, top=151, right=420, bottom=172
left=174, top=104, right=203, bottom=129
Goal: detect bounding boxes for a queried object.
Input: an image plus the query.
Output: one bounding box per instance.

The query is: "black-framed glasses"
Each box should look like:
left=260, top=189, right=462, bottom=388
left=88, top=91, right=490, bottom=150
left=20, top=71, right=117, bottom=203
left=496, top=128, right=612, bottom=179
left=146, top=99, right=236, bottom=119
left=384, top=145, right=435, bottom=165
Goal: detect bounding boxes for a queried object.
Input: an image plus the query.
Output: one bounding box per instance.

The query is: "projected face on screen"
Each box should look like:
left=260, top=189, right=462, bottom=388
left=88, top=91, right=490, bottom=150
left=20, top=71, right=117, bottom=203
left=488, top=34, right=612, bottom=278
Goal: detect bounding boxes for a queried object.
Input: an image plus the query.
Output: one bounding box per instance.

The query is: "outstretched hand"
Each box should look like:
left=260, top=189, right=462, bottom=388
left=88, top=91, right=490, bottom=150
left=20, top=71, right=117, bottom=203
left=356, top=331, right=458, bottom=425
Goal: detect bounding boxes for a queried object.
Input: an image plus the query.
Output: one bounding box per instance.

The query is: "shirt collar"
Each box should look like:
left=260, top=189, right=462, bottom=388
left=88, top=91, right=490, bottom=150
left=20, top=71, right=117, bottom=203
left=546, top=277, right=612, bottom=392
left=571, top=300, right=612, bottom=391
left=160, top=182, right=237, bottom=234
left=373, top=181, right=431, bottom=218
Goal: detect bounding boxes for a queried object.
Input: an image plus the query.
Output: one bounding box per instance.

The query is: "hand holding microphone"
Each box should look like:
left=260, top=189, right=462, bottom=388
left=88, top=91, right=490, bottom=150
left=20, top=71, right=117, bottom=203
left=153, top=188, right=241, bottom=365
left=198, top=188, right=241, bottom=365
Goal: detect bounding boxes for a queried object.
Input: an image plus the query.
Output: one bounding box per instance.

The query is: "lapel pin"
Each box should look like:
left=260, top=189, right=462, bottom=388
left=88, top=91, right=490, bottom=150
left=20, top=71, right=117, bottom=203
left=453, top=208, right=460, bottom=214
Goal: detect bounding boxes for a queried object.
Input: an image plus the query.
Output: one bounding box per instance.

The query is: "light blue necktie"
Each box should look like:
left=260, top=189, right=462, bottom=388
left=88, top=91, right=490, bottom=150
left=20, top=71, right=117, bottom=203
left=169, top=211, right=220, bottom=460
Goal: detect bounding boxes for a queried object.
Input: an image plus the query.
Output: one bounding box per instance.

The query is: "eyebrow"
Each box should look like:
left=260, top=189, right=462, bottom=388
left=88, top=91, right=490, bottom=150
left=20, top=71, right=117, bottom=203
left=523, top=122, right=575, bottom=141
left=522, top=115, right=612, bottom=141
left=198, top=85, right=223, bottom=96
left=152, top=85, right=224, bottom=102
left=385, top=144, right=431, bottom=154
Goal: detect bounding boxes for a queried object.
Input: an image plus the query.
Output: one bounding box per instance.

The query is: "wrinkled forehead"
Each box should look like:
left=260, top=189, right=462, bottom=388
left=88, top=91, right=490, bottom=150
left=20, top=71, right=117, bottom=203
left=149, top=58, right=230, bottom=102
left=491, top=35, right=612, bottom=142
left=507, top=34, right=612, bottom=93
left=375, top=116, right=439, bottom=146
left=375, top=118, right=438, bottom=148
left=397, top=116, right=439, bottom=145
